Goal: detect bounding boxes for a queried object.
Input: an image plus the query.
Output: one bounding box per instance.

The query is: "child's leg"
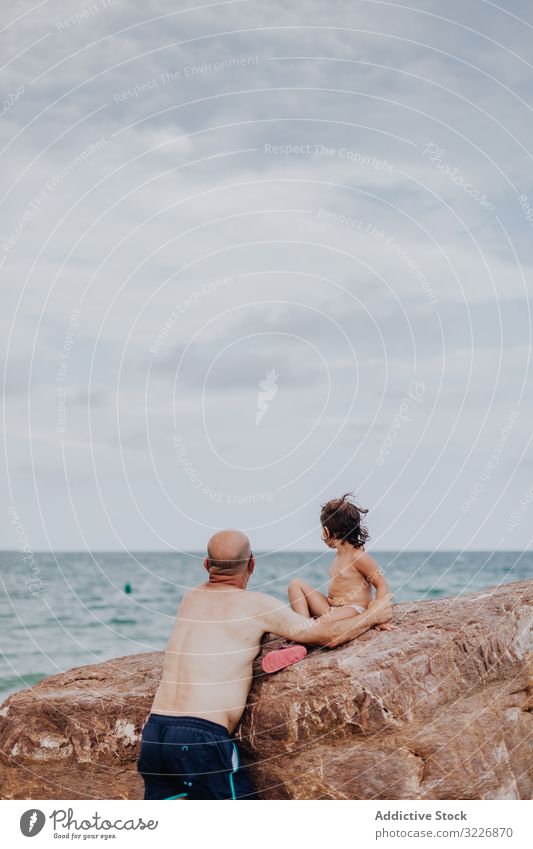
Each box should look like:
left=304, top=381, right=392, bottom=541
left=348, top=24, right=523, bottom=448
left=321, top=605, right=358, bottom=622
left=288, top=579, right=330, bottom=618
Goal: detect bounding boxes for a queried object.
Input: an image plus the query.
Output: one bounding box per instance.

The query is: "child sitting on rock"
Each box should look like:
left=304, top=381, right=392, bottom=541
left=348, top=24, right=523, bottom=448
left=262, top=494, right=396, bottom=673
left=289, top=493, right=396, bottom=627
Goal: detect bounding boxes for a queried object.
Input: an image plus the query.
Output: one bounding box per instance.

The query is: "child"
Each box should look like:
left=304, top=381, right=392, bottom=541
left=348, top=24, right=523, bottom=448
left=261, top=494, right=395, bottom=674
left=288, top=493, right=395, bottom=629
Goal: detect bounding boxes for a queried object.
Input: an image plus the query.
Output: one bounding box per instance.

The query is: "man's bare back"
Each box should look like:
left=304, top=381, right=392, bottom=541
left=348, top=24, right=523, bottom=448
left=152, top=584, right=270, bottom=732
left=139, top=529, right=392, bottom=799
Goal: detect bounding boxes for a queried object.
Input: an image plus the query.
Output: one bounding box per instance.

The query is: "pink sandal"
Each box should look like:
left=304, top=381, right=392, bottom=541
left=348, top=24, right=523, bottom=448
left=261, top=644, right=308, bottom=674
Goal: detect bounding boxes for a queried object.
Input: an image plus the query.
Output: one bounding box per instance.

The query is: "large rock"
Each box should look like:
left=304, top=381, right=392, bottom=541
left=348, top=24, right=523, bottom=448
left=1, top=580, right=531, bottom=800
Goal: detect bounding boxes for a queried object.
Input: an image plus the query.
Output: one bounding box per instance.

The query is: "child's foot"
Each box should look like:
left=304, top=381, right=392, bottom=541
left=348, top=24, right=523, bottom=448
left=261, top=644, right=308, bottom=674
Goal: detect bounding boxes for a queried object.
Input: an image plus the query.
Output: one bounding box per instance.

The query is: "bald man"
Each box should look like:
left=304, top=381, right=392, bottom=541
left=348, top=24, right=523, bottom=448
left=137, top=529, right=392, bottom=800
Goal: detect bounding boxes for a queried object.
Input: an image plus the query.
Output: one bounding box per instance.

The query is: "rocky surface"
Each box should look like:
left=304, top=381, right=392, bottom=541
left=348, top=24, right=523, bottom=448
left=1, top=580, right=531, bottom=800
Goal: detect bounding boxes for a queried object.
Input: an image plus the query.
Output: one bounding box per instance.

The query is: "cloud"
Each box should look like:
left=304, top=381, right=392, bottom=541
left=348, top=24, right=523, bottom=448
left=1, top=0, right=532, bottom=551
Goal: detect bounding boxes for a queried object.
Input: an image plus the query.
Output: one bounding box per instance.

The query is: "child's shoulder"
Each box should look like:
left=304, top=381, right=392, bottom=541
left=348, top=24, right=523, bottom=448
left=350, top=547, right=375, bottom=569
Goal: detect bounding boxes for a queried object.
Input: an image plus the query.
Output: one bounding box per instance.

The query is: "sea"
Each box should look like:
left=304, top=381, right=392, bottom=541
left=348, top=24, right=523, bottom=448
left=0, top=550, right=530, bottom=704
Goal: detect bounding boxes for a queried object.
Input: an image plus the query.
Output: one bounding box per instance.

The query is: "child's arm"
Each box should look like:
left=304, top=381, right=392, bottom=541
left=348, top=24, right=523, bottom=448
left=354, top=551, right=398, bottom=630
left=354, top=551, right=388, bottom=599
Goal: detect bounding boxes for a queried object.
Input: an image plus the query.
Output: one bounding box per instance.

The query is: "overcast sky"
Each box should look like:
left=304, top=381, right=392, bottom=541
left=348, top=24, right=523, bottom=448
left=1, top=0, right=532, bottom=552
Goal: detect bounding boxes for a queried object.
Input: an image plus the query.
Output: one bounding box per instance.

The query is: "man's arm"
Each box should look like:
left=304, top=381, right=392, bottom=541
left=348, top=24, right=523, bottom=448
left=255, top=593, right=393, bottom=649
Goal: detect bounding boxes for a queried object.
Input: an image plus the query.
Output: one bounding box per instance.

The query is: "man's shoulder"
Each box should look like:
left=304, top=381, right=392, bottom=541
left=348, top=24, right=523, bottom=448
left=240, top=590, right=283, bottom=617
left=242, top=590, right=276, bottom=608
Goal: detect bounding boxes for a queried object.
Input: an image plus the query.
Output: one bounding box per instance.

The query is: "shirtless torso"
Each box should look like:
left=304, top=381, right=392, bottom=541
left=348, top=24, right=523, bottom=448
left=151, top=580, right=392, bottom=733
left=327, top=549, right=372, bottom=609
left=152, top=585, right=267, bottom=732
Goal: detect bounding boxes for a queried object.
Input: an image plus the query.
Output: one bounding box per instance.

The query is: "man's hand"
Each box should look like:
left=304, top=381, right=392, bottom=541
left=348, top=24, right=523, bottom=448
left=256, top=591, right=395, bottom=650
left=322, top=592, right=395, bottom=648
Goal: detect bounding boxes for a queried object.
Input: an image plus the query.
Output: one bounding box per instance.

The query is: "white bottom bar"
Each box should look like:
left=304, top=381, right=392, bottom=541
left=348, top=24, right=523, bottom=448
left=2, top=799, right=531, bottom=849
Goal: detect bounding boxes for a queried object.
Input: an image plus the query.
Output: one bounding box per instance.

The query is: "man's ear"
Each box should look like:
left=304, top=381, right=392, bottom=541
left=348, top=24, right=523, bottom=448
left=248, top=555, right=255, bottom=576
left=204, top=557, right=210, bottom=573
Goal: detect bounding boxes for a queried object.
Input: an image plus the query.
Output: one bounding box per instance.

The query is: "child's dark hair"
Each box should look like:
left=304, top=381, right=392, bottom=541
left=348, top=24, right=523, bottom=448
left=320, top=493, right=369, bottom=548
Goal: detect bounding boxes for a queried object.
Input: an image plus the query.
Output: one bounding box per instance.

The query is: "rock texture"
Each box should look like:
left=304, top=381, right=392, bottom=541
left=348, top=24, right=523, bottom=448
left=1, top=580, right=532, bottom=800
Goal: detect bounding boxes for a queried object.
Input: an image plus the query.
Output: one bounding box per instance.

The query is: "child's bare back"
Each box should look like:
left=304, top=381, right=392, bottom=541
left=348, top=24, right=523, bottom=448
left=327, top=547, right=374, bottom=611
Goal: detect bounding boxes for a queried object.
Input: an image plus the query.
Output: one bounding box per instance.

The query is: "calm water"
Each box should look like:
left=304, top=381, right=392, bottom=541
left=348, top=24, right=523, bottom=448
left=0, top=550, right=530, bottom=703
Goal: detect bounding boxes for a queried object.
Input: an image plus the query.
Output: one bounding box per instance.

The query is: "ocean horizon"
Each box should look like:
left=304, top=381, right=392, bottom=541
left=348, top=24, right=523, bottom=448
left=1, top=549, right=531, bottom=703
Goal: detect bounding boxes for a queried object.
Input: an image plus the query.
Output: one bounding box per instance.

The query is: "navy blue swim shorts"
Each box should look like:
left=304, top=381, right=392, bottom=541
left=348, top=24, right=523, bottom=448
left=137, top=714, right=258, bottom=800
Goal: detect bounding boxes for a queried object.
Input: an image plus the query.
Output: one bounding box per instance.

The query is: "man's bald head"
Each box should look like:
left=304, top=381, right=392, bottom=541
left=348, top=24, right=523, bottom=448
left=206, top=529, right=252, bottom=574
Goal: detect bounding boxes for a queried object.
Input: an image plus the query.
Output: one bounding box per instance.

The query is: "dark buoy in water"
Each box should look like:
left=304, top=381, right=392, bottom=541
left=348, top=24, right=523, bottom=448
left=124, top=582, right=132, bottom=594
